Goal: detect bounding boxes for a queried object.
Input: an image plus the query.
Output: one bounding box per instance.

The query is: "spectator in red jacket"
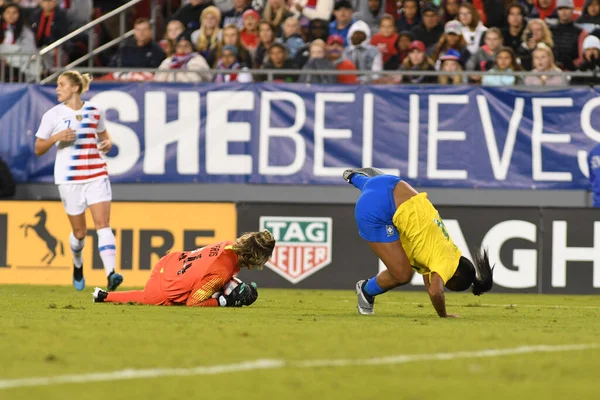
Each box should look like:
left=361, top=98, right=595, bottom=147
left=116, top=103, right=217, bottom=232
left=371, top=14, right=398, bottom=69
left=240, top=9, right=260, bottom=51
left=326, top=33, right=357, bottom=83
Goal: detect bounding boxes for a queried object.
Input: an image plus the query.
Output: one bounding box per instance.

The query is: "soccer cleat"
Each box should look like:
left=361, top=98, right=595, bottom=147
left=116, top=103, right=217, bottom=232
left=356, top=280, right=375, bottom=315
left=343, top=167, right=384, bottom=183
left=107, top=271, right=123, bottom=292
left=92, top=287, right=108, bottom=303
left=73, top=264, right=85, bottom=291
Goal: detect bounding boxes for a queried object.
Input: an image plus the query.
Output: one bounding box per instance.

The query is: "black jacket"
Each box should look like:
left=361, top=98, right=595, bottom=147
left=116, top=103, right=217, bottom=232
left=171, top=1, right=216, bottom=34
left=113, top=40, right=166, bottom=68
left=30, top=8, right=69, bottom=48
left=411, top=23, right=444, bottom=54
left=551, top=22, right=583, bottom=71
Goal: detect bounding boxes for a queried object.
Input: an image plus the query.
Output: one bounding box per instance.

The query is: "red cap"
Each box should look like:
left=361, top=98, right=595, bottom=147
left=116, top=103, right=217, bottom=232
left=408, top=40, right=426, bottom=53
left=242, top=9, right=260, bottom=20
left=327, top=34, right=344, bottom=46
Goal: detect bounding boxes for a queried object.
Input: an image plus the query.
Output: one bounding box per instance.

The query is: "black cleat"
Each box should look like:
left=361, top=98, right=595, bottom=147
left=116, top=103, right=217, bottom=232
left=343, top=167, right=385, bottom=183
left=107, top=271, right=123, bottom=291
left=92, top=287, right=108, bottom=303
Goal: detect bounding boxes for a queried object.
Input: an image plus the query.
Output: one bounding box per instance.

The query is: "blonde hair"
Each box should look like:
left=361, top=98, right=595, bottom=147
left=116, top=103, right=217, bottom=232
left=232, top=230, right=276, bottom=270
left=310, top=38, right=326, bottom=51
left=196, top=6, right=222, bottom=53
left=533, top=42, right=559, bottom=71
left=59, top=70, right=92, bottom=94
left=522, top=19, right=554, bottom=48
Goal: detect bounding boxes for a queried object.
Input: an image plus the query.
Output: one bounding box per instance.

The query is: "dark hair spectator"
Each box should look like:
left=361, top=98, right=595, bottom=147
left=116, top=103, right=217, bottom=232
left=502, top=2, right=526, bottom=52
left=458, top=2, right=488, bottom=55
left=154, top=33, right=212, bottom=82
left=472, top=0, right=512, bottom=28
left=0, top=4, right=37, bottom=81
left=111, top=18, right=166, bottom=68
left=330, top=0, right=355, bottom=46
left=482, top=46, right=522, bottom=86
left=410, top=3, right=444, bottom=54
left=30, top=0, right=68, bottom=49
left=294, top=18, right=329, bottom=68
left=214, top=44, right=253, bottom=82
left=400, top=40, right=437, bottom=84
left=257, top=42, right=298, bottom=82
left=222, top=0, right=253, bottom=28
left=442, top=0, right=461, bottom=23
left=255, top=20, right=276, bottom=68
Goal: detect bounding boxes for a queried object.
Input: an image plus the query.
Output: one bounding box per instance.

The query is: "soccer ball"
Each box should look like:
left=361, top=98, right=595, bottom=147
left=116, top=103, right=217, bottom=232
left=212, top=277, right=242, bottom=298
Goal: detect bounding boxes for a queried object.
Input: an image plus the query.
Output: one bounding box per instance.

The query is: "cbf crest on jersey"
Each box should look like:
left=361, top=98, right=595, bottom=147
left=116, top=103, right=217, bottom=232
left=259, top=216, right=332, bottom=284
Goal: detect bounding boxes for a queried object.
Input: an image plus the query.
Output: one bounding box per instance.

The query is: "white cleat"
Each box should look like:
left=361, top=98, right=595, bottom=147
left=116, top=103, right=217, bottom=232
left=356, top=280, right=375, bottom=315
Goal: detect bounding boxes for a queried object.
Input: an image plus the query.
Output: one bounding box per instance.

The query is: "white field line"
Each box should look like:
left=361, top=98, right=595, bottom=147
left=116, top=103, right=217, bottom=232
left=395, top=302, right=600, bottom=310
left=1, top=344, right=598, bottom=390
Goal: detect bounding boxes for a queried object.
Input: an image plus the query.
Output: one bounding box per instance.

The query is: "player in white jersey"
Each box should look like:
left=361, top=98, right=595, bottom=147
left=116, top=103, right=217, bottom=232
left=34, top=70, right=124, bottom=292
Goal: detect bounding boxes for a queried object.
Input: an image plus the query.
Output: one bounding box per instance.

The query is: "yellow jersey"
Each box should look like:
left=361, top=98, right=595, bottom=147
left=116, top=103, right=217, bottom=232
left=392, top=193, right=461, bottom=284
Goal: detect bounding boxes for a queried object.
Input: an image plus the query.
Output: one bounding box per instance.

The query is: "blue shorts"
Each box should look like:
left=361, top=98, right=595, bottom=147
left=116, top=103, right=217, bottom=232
left=354, top=175, right=401, bottom=243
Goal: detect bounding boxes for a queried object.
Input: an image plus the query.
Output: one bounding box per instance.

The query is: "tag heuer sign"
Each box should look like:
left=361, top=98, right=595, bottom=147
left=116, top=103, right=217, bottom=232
left=259, top=216, right=333, bottom=284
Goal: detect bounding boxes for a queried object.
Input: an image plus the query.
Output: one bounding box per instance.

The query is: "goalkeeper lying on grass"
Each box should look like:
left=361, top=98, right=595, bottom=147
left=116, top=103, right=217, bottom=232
left=92, top=230, right=275, bottom=307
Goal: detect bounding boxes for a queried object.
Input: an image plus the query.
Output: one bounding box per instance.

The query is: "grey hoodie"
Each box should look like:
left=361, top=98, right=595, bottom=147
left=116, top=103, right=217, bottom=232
left=343, top=20, right=382, bottom=82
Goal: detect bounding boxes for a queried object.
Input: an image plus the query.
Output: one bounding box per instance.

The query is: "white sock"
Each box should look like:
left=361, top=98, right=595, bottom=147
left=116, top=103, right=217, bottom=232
left=97, top=227, right=116, bottom=277
left=69, top=232, right=85, bottom=268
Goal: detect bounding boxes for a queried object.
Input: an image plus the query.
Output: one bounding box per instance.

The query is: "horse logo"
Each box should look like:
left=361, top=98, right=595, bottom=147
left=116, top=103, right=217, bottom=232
left=19, top=209, right=64, bottom=265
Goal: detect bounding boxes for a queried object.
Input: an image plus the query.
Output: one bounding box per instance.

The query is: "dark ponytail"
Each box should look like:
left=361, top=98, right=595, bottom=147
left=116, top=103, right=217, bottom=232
left=472, top=248, right=494, bottom=296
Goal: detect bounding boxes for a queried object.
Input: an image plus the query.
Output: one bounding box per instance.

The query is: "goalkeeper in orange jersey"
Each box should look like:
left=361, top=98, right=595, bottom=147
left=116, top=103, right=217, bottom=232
left=91, top=230, right=275, bottom=307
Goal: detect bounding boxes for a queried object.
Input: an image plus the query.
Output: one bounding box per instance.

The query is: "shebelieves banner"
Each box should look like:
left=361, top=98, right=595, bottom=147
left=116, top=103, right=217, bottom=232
left=237, top=202, right=600, bottom=294
left=2, top=83, right=600, bottom=189
left=0, top=201, right=236, bottom=287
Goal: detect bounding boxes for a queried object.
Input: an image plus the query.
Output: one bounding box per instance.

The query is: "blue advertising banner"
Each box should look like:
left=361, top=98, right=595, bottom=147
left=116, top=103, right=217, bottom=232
left=1, top=83, right=599, bottom=189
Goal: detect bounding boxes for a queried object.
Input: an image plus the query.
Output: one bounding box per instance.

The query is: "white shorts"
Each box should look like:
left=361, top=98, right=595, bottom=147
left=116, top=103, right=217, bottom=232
left=58, top=176, right=112, bottom=216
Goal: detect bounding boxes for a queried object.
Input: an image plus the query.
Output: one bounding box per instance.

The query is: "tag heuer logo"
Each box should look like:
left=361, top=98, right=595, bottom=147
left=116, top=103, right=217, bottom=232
left=259, top=216, right=332, bottom=284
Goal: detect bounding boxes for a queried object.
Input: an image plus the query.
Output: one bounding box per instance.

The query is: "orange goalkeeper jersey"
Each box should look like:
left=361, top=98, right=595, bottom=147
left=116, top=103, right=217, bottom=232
left=157, top=241, right=240, bottom=307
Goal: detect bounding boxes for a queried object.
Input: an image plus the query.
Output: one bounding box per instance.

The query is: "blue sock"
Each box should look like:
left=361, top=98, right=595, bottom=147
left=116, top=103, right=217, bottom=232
left=350, top=174, right=369, bottom=190
left=363, top=277, right=387, bottom=297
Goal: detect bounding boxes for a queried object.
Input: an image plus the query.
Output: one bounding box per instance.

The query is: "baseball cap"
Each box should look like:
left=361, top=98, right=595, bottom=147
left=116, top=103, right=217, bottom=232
left=327, top=34, right=345, bottom=46
left=556, top=0, right=574, bottom=9
left=334, top=0, right=353, bottom=10
left=408, top=40, right=426, bottom=53
left=444, top=20, right=463, bottom=35
left=439, top=48, right=461, bottom=61
left=242, top=9, right=260, bottom=20
left=421, top=3, right=439, bottom=14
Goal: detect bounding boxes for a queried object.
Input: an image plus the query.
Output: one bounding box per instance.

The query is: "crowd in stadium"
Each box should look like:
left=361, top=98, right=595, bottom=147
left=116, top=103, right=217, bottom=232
left=1, top=0, right=600, bottom=84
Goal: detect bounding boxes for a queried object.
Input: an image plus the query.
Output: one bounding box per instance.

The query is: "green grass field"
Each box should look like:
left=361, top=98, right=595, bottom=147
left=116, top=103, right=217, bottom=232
left=1, top=285, right=600, bottom=400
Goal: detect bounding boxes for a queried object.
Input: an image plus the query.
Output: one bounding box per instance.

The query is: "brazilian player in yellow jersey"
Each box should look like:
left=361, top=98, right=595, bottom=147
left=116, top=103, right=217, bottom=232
left=343, top=167, right=494, bottom=318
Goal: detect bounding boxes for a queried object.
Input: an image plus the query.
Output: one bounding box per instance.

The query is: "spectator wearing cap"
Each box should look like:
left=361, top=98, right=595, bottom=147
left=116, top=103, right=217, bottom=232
left=442, top=0, right=461, bottom=24
left=344, top=20, right=382, bottom=82
left=258, top=42, right=298, bottom=82
left=171, top=0, right=217, bottom=35
left=518, top=18, right=554, bottom=70
left=222, top=0, right=253, bottom=28
left=300, top=38, right=336, bottom=83
left=524, top=42, right=569, bottom=85
left=111, top=18, right=166, bottom=69
left=578, top=0, right=600, bottom=26
left=263, top=0, right=293, bottom=37
left=330, top=0, right=355, bottom=46
left=240, top=9, right=260, bottom=52
left=551, top=0, right=588, bottom=70
left=432, top=20, right=470, bottom=66
left=207, top=23, right=253, bottom=67
left=353, top=0, right=385, bottom=34
left=572, top=35, right=600, bottom=83
left=326, top=33, right=358, bottom=83
left=214, top=44, right=253, bottom=82
left=371, top=14, right=399, bottom=69
left=154, top=33, right=211, bottom=82
left=399, top=40, right=437, bottom=83
left=466, top=27, right=504, bottom=82
left=281, top=16, right=306, bottom=58
left=458, top=3, right=487, bottom=55
left=410, top=3, right=444, bottom=54
left=437, top=48, right=465, bottom=84
left=291, top=0, right=335, bottom=21
left=191, top=6, right=223, bottom=60
left=482, top=47, right=522, bottom=86
left=471, top=0, right=508, bottom=28
left=294, top=18, right=330, bottom=68
left=255, top=20, right=276, bottom=67
left=30, top=0, right=68, bottom=49
left=396, top=0, right=422, bottom=33
left=502, top=2, right=526, bottom=53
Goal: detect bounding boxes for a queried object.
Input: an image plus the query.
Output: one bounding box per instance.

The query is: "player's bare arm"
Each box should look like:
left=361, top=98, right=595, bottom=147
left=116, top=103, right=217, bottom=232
left=97, top=130, right=112, bottom=153
left=34, top=129, right=76, bottom=156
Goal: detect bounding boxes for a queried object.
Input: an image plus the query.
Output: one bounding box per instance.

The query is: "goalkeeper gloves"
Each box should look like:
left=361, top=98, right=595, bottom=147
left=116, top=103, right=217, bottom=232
left=218, top=282, right=259, bottom=307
